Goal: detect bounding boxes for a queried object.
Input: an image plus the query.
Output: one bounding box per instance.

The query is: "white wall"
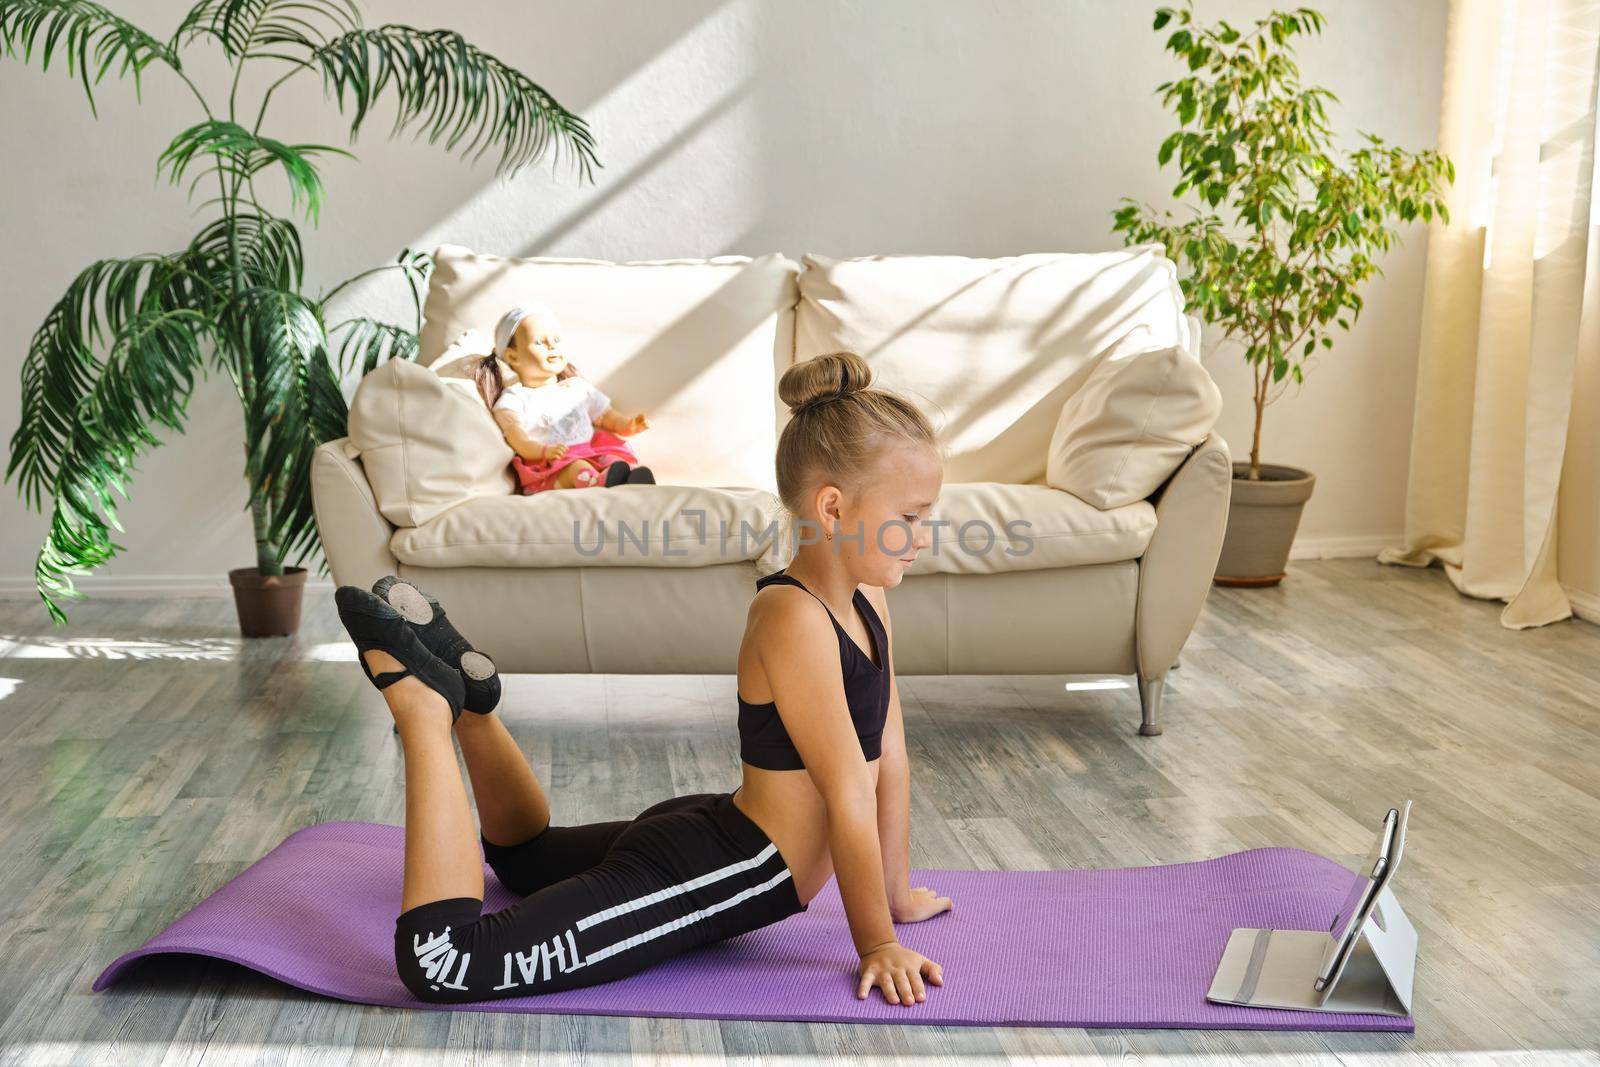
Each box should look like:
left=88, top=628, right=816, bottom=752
left=0, top=0, right=1449, bottom=605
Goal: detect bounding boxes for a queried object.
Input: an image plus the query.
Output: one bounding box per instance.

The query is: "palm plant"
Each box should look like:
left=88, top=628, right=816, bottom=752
left=2, top=0, right=599, bottom=624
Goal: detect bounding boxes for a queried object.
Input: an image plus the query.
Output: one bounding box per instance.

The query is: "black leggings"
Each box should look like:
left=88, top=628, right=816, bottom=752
left=393, top=790, right=807, bottom=1003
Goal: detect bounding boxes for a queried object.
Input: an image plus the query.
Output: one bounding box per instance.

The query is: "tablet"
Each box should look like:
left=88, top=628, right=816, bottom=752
left=1316, top=801, right=1411, bottom=998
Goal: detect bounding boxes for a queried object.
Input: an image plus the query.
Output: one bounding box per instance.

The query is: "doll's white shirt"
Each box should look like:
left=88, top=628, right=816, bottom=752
left=494, top=378, right=611, bottom=447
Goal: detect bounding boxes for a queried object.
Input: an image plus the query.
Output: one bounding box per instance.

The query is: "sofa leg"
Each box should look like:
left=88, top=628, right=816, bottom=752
left=1137, top=674, right=1166, bottom=737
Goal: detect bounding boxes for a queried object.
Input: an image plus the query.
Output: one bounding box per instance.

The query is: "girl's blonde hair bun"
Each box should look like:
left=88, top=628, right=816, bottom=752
left=778, top=350, right=873, bottom=414
left=774, top=351, right=938, bottom=513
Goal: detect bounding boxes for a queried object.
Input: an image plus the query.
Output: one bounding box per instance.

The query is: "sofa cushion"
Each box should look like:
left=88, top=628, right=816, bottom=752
left=418, top=246, right=799, bottom=492
left=1046, top=315, right=1222, bottom=508
left=905, top=482, right=1157, bottom=575
left=347, top=359, right=515, bottom=528
left=753, top=482, right=1156, bottom=576
left=389, top=485, right=787, bottom=570
left=795, top=244, right=1191, bottom=485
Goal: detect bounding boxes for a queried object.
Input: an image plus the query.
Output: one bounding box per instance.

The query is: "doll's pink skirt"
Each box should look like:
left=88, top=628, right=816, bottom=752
left=512, top=430, right=640, bottom=495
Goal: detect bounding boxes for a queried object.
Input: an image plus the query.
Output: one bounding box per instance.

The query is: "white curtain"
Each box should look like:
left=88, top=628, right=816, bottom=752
left=1379, top=0, right=1600, bottom=628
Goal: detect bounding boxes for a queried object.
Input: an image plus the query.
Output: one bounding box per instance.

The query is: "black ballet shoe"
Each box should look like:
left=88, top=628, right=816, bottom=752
left=371, top=576, right=501, bottom=715
left=335, top=586, right=465, bottom=723
left=625, top=465, right=655, bottom=485
left=603, top=460, right=632, bottom=488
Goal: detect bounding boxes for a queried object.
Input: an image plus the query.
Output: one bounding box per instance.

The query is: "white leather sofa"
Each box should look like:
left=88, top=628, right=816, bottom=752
left=312, top=243, right=1231, bottom=735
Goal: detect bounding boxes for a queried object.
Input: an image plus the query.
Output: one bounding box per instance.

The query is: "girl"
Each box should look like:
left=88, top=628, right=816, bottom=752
left=476, top=304, right=655, bottom=492
left=334, top=351, right=953, bottom=1007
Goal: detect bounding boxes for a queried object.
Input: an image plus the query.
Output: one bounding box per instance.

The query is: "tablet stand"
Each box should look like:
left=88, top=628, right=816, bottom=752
left=1208, top=802, right=1417, bottom=1018
left=1206, top=881, right=1416, bottom=1016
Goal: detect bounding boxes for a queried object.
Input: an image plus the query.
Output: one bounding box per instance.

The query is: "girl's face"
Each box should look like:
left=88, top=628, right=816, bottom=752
left=817, top=440, right=943, bottom=589
left=506, top=311, right=568, bottom=380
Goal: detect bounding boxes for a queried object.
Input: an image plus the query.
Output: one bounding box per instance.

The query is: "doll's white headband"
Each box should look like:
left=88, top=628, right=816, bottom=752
left=493, top=303, right=556, bottom=359
left=493, top=307, right=527, bottom=359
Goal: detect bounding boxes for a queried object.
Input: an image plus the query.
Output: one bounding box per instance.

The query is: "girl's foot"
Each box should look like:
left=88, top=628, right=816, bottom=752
left=603, top=460, right=632, bottom=487
left=625, top=465, right=655, bottom=485
left=372, top=576, right=501, bottom=715
left=361, top=649, right=454, bottom=731
left=335, top=586, right=465, bottom=724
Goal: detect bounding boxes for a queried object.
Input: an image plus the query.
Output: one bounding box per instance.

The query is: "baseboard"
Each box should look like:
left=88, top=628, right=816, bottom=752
left=1287, top=535, right=1397, bottom=560
left=0, top=574, right=335, bottom=599
left=1563, top=584, right=1600, bottom=626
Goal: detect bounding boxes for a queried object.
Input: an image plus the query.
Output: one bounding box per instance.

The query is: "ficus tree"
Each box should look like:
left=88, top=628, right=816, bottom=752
left=1, top=0, right=598, bottom=623
left=1112, top=1, right=1453, bottom=479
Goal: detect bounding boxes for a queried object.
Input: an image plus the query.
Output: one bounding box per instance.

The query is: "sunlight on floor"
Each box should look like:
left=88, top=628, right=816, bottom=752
left=0, top=677, right=19, bottom=700
left=1065, top=678, right=1132, bottom=691
left=0, top=635, right=241, bottom=660
left=0, top=636, right=359, bottom=662
left=304, top=641, right=358, bottom=662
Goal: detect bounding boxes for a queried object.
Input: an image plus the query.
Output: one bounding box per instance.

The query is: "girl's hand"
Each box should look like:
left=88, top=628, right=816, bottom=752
left=890, top=886, right=953, bottom=923
left=620, top=412, right=649, bottom=435
left=856, top=941, right=943, bottom=1006
left=544, top=443, right=569, bottom=461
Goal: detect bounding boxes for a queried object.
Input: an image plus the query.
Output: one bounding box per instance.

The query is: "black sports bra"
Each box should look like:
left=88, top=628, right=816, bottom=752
left=737, top=570, right=891, bottom=771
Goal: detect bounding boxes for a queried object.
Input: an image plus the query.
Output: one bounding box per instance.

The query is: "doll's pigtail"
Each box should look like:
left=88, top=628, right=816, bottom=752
left=475, top=355, right=505, bottom=413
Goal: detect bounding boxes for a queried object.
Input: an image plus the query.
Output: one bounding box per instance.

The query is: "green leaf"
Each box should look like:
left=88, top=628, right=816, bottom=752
left=187, top=209, right=304, bottom=292
left=1153, top=8, right=1173, bottom=30
left=5, top=254, right=211, bottom=622
left=218, top=286, right=336, bottom=553
left=7, top=255, right=210, bottom=507
left=312, top=25, right=601, bottom=180
left=1158, top=131, right=1181, bottom=166
left=0, top=0, right=179, bottom=115
left=329, top=316, right=417, bottom=376
left=171, top=0, right=359, bottom=61
left=156, top=120, right=353, bottom=222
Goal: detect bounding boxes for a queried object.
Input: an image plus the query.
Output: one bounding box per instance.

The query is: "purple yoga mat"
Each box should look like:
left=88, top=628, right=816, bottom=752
left=93, top=821, right=1413, bottom=1031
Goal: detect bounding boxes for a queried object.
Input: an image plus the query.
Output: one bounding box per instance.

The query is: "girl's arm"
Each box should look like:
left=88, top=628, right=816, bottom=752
left=866, top=586, right=912, bottom=915
left=755, top=593, right=897, bottom=955
left=492, top=409, right=560, bottom=463
left=876, top=680, right=913, bottom=917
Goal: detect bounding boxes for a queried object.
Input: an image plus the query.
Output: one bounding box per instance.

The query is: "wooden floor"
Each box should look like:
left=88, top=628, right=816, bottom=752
left=1, top=558, right=1597, bottom=1065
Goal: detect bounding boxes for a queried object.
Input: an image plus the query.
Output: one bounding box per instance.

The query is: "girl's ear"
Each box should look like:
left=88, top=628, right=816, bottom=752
left=814, top=485, right=844, bottom=532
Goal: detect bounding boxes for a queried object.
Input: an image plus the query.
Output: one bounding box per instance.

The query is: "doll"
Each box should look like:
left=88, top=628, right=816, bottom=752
left=475, top=304, right=654, bottom=493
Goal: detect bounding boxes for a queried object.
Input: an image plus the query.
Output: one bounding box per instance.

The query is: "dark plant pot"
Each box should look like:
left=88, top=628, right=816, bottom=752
left=1213, top=463, right=1316, bottom=588
left=229, top=566, right=308, bottom=637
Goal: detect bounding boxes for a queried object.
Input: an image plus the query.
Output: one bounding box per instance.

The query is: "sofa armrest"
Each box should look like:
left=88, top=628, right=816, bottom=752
left=1134, top=430, right=1231, bottom=679
left=312, top=437, right=399, bottom=589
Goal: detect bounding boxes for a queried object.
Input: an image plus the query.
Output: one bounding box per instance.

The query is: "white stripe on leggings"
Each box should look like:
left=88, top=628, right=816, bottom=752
left=579, top=866, right=794, bottom=967
left=574, top=842, right=780, bottom=932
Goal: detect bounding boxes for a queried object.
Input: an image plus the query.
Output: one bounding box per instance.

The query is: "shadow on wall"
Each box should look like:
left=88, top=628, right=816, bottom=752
left=308, top=0, right=740, bottom=279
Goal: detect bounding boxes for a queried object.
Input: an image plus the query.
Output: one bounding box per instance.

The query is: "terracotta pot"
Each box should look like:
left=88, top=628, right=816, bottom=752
left=1213, top=463, right=1316, bottom=588
left=229, top=566, right=308, bottom=637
